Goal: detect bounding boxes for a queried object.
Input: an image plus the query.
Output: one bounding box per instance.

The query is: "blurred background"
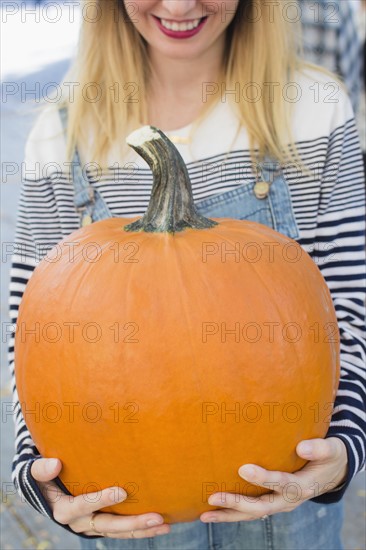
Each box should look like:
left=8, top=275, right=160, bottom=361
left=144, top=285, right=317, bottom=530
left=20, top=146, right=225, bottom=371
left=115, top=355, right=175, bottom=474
left=1, top=1, right=365, bottom=548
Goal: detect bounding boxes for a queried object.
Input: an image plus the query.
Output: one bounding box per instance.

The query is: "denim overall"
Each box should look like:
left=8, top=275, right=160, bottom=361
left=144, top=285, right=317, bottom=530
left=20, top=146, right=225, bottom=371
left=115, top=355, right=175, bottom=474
left=58, top=108, right=343, bottom=550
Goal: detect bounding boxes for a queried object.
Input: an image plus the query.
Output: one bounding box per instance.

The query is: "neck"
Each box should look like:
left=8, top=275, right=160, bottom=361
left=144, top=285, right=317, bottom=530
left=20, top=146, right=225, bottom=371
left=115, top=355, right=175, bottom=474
left=147, top=38, right=225, bottom=100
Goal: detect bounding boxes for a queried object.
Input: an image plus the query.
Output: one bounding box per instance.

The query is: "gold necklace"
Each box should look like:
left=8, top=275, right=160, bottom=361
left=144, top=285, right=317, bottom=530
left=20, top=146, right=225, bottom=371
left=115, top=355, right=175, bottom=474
left=165, top=135, right=191, bottom=145
left=166, top=119, right=242, bottom=165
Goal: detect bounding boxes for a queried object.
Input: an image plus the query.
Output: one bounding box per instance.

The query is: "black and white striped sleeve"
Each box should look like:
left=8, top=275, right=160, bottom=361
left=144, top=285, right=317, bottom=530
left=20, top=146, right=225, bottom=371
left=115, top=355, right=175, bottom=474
left=308, top=114, right=366, bottom=503
left=8, top=174, right=55, bottom=517
left=8, top=164, right=100, bottom=539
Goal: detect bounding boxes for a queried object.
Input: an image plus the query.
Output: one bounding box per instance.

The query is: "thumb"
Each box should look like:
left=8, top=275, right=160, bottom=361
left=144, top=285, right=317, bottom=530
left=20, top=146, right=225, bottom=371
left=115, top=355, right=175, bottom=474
left=31, top=458, right=62, bottom=482
left=296, top=438, right=334, bottom=461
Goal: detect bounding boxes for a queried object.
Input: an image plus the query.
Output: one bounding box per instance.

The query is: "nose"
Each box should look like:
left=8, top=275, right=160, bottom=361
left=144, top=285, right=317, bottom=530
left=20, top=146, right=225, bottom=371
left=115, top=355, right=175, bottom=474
left=161, top=1, right=198, bottom=17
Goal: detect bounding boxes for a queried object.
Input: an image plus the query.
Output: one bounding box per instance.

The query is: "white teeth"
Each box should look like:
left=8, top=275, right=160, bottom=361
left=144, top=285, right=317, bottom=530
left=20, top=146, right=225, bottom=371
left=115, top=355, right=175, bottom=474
left=160, top=18, right=201, bottom=32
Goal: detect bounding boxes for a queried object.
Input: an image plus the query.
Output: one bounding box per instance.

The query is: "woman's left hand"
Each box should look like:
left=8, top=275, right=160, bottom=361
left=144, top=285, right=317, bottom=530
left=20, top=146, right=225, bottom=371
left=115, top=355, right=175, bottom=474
left=200, top=437, right=348, bottom=523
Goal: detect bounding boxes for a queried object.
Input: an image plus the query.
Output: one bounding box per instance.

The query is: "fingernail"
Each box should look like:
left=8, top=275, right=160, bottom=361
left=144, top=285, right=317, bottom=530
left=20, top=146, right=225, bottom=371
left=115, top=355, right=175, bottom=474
left=110, top=488, right=127, bottom=502
left=299, top=443, right=312, bottom=456
left=240, top=465, right=256, bottom=480
left=208, top=495, right=221, bottom=506
left=45, top=459, right=58, bottom=473
left=155, top=527, right=169, bottom=535
left=204, top=516, right=218, bottom=522
left=147, top=518, right=163, bottom=527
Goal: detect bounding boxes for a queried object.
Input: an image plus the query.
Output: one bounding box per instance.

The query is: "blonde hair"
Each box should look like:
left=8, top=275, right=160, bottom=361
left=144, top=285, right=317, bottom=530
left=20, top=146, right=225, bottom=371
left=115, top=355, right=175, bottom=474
left=43, top=0, right=339, bottom=168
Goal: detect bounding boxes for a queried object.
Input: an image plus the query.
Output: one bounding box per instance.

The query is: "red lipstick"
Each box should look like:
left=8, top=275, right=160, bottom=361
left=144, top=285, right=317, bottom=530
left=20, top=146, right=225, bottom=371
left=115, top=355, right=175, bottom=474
left=153, top=16, right=208, bottom=39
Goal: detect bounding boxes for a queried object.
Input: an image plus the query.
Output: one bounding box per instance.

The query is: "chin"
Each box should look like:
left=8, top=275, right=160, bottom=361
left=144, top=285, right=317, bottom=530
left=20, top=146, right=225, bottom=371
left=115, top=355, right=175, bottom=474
left=153, top=42, right=206, bottom=60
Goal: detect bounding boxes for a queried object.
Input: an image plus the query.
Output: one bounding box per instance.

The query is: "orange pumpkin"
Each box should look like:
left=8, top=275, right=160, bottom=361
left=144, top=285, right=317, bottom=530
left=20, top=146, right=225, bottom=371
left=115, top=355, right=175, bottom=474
left=15, top=126, right=340, bottom=524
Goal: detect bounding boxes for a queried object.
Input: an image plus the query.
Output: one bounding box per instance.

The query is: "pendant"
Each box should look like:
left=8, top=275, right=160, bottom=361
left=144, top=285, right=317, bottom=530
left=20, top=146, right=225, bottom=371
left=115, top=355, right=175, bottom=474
left=81, top=214, right=92, bottom=227
left=254, top=181, right=270, bottom=199
left=167, top=135, right=190, bottom=145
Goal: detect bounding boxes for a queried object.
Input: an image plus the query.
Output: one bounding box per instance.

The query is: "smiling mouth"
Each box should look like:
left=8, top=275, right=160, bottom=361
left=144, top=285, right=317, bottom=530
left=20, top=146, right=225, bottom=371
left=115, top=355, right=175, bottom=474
left=154, top=16, right=208, bottom=32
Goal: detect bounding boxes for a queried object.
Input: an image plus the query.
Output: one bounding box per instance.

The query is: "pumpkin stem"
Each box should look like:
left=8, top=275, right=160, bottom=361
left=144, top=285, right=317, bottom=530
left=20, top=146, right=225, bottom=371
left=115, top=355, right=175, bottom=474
left=124, top=126, right=217, bottom=233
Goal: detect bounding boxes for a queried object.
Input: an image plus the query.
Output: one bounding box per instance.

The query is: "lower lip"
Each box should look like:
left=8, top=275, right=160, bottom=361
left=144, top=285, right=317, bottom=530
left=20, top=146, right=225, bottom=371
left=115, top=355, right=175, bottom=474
left=154, top=16, right=208, bottom=39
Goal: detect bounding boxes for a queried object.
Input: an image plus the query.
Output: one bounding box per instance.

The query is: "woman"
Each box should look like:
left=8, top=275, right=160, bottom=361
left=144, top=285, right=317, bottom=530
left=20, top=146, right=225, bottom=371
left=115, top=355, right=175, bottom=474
left=9, top=1, right=365, bottom=549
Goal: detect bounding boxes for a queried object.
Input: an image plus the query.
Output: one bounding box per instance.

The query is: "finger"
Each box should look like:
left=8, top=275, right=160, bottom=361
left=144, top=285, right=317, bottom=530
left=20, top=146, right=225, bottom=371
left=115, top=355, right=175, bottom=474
left=73, top=512, right=171, bottom=538
left=238, top=457, right=341, bottom=503
left=206, top=492, right=272, bottom=515
left=85, top=525, right=171, bottom=539
left=83, top=525, right=170, bottom=540
left=53, top=486, right=127, bottom=525
left=201, top=507, right=258, bottom=523
left=238, top=464, right=298, bottom=492
left=296, top=438, right=338, bottom=462
left=31, top=458, right=62, bottom=482
left=86, top=512, right=169, bottom=535
left=201, top=490, right=300, bottom=523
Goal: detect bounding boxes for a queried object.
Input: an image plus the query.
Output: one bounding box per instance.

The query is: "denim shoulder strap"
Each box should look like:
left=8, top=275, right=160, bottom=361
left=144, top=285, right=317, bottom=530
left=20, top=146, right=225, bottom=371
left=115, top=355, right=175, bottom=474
left=195, top=155, right=300, bottom=240
left=260, top=156, right=300, bottom=240
left=58, top=106, right=112, bottom=226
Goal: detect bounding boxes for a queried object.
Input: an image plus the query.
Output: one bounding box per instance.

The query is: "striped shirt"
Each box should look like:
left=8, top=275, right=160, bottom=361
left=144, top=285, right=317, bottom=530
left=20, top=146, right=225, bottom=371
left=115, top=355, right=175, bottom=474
left=8, top=69, right=366, bottom=532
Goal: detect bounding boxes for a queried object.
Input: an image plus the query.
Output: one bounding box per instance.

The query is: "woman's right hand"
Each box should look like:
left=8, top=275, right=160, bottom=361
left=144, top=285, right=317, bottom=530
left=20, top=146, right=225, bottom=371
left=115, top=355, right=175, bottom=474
left=31, top=458, right=171, bottom=539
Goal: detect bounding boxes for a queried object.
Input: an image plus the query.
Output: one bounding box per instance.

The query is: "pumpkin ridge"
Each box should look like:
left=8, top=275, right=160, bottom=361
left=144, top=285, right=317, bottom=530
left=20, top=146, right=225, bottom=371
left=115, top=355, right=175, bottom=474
left=172, top=237, right=220, bottom=491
